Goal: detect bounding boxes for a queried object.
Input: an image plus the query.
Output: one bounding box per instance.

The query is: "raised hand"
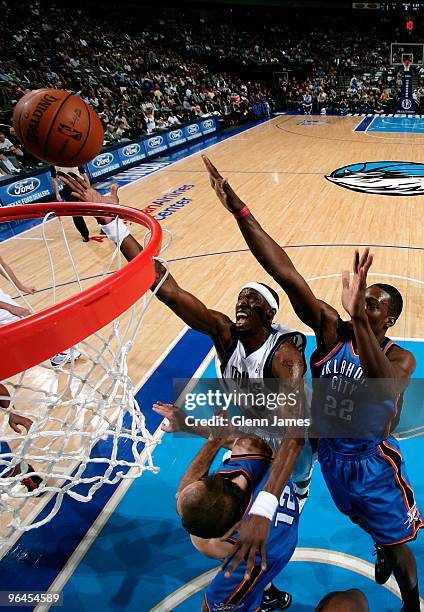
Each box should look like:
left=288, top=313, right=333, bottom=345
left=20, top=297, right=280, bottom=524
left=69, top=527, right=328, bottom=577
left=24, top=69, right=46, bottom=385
left=341, top=249, right=374, bottom=319
left=152, top=401, right=187, bottom=433
left=18, top=285, right=37, bottom=295
left=221, top=514, right=270, bottom=579
left=59, top=172, right=119, bottom=206
left=202, top=155, right=245, bottom=213
left=8, top=304, right=31, bottom=318
left=9, top=412, right=33, bottom=434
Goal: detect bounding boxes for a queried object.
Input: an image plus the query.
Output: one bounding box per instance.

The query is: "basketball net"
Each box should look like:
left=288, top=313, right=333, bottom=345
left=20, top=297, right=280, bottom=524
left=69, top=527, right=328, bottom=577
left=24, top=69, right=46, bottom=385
left=403, top=59, right=411, bottom=72
left=0, top=206, right=169, bottom=555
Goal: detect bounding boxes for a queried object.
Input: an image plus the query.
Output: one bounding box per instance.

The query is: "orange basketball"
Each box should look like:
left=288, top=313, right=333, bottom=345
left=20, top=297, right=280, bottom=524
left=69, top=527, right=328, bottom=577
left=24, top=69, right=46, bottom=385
left=13, top=88, right=104, bottom=166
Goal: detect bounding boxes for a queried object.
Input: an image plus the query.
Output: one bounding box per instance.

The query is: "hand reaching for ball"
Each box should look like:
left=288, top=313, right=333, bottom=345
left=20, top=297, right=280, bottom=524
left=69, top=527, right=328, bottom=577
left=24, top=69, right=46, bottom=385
left=59, top=172, right=119, bottom=224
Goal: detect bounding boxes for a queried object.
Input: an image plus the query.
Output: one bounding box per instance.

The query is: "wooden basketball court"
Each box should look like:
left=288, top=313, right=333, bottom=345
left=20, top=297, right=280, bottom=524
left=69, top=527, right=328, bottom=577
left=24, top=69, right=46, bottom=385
left=1, top=114, right=423, bottom=608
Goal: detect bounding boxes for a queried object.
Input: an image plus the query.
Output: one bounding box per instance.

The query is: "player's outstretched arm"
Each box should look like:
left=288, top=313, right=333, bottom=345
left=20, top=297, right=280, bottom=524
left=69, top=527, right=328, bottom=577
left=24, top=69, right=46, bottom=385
left=0, top=256, right=37, bottom=294
left=222, top=341, right=305, bottom=579
left=202, top=156, right=338, bottom=337
left=342, top=249, right=415, bottom=393
left=59, top=173, right=233, bottom=356
left=0, top=383, right=33, bottom=433
left=176, top=437, right=225, bottom=499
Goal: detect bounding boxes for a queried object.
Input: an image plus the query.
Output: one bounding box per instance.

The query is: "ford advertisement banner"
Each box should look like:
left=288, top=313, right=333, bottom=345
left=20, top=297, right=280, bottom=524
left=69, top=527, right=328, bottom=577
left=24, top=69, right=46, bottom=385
left=117, top=141, right=147, bottom=166
left=184, top=123, right=202, bottom=141
left=0, top=171, right=53, bottom=206
left=166, top=128, right=187, bottom=148
left=86, top=150, right=121, bottom=179
left=145, top=134, right=168, bottom=156
left=0, top=118, right=220, bottom=208
left=200, top=117, right=217, bottom=135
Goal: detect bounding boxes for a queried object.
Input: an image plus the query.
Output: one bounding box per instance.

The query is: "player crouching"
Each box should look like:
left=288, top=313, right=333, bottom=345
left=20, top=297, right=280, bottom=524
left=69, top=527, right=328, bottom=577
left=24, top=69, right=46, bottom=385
left=176, top=435, right=298, bottom=611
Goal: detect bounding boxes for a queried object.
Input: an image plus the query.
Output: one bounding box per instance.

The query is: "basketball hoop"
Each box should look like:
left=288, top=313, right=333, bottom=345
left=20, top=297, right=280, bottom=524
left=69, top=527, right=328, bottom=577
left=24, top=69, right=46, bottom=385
left=0, top=202, right=167, bottom=553
left=403, top=59, right=412, bottom=72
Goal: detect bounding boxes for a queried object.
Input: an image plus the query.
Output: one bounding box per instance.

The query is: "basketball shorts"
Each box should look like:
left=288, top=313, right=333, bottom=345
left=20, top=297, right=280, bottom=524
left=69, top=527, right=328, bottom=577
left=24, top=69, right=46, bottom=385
left=204, top=528, right=297, bottom=612
left=0, top=441, right=15, bottom=478
left=319, top=437, right=424, bottom=545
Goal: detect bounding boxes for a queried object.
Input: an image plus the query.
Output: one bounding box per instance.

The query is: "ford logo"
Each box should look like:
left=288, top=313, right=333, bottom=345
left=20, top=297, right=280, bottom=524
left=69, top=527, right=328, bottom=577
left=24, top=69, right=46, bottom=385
left=7, top=177, right=41, bottom=197
left=93, top=153, right=114, bottom=168
left=123, top=143, right=141, bottom=157
left=187, top=125, right=199, bottom=134
left=169, top=129, right=183, bottom=140
left=148, top=136, right=163, bottom=148
left=202, top=119, right=213, bottom=129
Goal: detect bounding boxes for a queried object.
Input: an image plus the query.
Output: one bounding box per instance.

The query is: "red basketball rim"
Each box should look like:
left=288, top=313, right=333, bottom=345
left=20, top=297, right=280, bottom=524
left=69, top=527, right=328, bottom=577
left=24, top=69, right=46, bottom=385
left=0, top=202, right=162, bottom=380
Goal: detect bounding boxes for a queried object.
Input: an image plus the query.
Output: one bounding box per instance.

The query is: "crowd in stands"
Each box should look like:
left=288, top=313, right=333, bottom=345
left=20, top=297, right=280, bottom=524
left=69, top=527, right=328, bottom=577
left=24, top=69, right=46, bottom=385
left=1, top=0, right=423, bottom=176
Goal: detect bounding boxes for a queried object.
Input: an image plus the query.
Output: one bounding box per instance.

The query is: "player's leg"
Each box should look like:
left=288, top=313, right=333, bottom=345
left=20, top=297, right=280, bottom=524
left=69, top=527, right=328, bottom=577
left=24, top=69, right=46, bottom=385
left=291, top=438, right=317, bottom=512
left=315, top=588, right=369, bottom=611
left=72, top=216, right=90, bottom=242
left=320, top=438, right=422, bottom=612
left=381, top=543, right=419, bottom=612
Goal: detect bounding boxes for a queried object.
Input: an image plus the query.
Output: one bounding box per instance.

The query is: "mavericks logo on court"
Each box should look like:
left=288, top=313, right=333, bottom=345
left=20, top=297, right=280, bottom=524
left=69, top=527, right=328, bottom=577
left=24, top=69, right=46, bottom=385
left=326, top=161, right=424, bottom=195
left=7, top=177, right=41, bottom=197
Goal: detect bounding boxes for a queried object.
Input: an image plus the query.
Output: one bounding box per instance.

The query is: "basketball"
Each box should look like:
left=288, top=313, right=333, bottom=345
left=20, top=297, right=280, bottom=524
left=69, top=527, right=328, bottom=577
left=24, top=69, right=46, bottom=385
left=12, top=88, right=104, bottom=166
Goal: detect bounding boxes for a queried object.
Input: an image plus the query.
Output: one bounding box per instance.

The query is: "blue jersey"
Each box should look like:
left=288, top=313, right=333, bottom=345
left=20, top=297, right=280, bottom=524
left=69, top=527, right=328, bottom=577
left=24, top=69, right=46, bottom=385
left=310, top=336, right=402, bottom=453
left=205, top=454, right=298, bottom=611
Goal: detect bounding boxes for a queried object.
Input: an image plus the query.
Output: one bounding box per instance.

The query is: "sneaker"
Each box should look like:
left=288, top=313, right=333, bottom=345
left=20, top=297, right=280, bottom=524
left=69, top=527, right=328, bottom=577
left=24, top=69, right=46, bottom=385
left=21, top=464, right=43, bottom=492
left=260, top=587, right=292, bottom=611
left=50, top=349, right=81, bottom=368
left=374, top=543, right=392, bottom=585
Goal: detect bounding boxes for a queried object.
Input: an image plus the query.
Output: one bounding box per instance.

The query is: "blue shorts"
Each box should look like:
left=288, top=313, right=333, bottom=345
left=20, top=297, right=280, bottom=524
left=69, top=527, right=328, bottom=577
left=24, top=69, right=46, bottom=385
left=204, top=530, right=297, bottom=611
left=0, top=441, right=15, bottom=478
left=319, top=437, right=423, bottom=545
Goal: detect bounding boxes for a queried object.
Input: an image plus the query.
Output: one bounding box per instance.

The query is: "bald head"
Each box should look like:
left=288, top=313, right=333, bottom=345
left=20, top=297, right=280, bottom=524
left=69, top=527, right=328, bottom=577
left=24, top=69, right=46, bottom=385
left=315, top=589, right=369, bottom=612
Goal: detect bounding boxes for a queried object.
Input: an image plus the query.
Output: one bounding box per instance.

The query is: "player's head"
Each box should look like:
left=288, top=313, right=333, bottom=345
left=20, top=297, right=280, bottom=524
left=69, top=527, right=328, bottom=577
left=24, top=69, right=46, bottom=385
left=0, top=132, right=5, bottom=142
left=236, top=282, right=279, bottom=334
left=365, top=283, right=403, bottom=333
left=315, top=588, right=369, bottom=612
left=177, top=474, right=248, bottom=538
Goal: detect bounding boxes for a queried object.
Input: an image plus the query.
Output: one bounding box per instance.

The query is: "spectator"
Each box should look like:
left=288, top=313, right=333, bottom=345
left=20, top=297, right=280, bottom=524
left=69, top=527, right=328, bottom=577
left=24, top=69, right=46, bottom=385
left=104, top=124, right=120, bottom=144
left=0, top=132, right=24, bottom=172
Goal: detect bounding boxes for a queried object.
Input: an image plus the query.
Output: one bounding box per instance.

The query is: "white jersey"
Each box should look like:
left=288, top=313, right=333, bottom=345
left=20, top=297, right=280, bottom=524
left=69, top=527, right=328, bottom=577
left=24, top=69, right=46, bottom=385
left=220, top=323, right=305, bottom=382
left=217, top=323, right=307, bottom=449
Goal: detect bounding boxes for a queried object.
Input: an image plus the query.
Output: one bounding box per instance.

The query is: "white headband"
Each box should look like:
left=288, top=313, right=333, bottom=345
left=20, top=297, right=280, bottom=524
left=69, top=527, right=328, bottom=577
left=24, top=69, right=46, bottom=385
left=240, top=282, right=279, bottom=312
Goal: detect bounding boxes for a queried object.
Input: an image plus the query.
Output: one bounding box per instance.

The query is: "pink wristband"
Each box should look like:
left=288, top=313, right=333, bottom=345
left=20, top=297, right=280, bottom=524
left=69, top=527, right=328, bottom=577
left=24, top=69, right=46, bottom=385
left=233, top=205, right=250, bottom=220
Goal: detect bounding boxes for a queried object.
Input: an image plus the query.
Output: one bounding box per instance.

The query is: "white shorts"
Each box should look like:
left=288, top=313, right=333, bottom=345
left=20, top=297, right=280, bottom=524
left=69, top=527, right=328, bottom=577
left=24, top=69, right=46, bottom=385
left=0, top=289, right=20, bottom=326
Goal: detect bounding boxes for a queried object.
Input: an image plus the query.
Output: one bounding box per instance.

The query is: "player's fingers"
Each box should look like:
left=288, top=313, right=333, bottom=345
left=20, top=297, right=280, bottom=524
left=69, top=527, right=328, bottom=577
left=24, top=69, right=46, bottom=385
left=202, top=155, right=222, bottom=179
left=110, top=184, right=119, bottom=197
left=353, top=250, right=360, bottom=273
left=363, top=252, right=374, bottom=273
left=259, top=542, right=267, bottom=571
left=358, top=248, right=370, bottom=270
left=9, top=423, right=21, bottom=434
left=152, top=403, right=168, bottom=415
left=245, top=546, right=257, bottom=579
left=342, top=271, right=350, bottom=289
left=224, top=546, right=247, bottom=579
